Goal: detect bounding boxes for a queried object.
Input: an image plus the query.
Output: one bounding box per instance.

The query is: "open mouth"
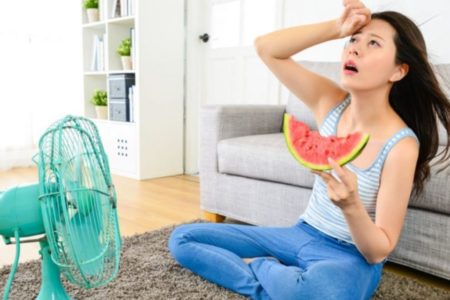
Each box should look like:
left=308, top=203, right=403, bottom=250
left=344, top=61, right=358, bottom=73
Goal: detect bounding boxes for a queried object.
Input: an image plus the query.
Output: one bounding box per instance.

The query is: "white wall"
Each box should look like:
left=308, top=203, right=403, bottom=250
left=283, top=0, right=450, bottom=63
left=0, top=1, right=82, bottom=170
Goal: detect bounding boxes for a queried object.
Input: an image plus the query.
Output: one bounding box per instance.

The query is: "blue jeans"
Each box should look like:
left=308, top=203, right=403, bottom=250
left=168, top=220, right=384, bottom=300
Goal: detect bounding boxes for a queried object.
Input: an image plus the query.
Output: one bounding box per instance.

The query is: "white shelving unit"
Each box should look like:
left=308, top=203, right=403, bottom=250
left=81, top=0, right=185, bottom=179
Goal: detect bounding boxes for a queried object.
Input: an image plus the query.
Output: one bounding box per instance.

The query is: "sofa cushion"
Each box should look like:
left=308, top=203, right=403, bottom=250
left=218, top=136, right=450, bottom=215
left=435, top=64, right=450, bottom=146
left=409, top=146, right=450, bottom=215
left=217, top=133, right=315, bottom=189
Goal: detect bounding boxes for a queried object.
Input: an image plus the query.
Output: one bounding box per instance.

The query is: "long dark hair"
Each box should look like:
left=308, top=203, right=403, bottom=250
left=372, top=11, right=450, bottom=196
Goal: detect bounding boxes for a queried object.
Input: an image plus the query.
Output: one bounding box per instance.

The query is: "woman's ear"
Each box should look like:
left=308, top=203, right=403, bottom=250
left=389, top=63, right=409, bottom=82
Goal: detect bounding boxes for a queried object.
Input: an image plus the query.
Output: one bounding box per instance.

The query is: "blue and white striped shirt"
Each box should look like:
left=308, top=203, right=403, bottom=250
left=301, top=95, right=419, bottom=244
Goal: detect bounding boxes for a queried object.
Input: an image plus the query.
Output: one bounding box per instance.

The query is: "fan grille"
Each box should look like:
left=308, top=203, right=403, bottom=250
left=37, top=115, right=121, bottom=288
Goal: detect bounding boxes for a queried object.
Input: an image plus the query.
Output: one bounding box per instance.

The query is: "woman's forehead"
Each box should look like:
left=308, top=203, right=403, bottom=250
left=356, top=19, right=396, bottom=40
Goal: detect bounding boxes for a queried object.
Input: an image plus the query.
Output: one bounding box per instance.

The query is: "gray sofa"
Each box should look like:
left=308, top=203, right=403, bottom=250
left=199, top=61, right=450, bottom=280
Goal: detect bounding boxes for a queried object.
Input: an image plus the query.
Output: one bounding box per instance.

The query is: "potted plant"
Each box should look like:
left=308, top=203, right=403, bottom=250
left=117, top=37, right=132, bottom=70
left=90, top=89, right=108, bottom=119
left=84, top=0, right=99, bottom=23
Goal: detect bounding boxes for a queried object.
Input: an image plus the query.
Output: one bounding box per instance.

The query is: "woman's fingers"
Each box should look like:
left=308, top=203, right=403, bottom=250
left=313, top=170, right=345, bottom=201
left=312, top=170, right=331, bottom=182
left=338, top=1, right=371, bottom=37
left=341, top=2, right=364, bottom=22
left=312, top=158, right=358, bottom=201
left=352, top=8, right=371, bottom=24
left=344, top=1, right=366, bottom=10
left=343, top=0, right=363, bottom=7
left=340, top=5, right=352, bottom=23
left=327, top=158, right=351, bottom=186
left=313, top=170, right=341, bottom=189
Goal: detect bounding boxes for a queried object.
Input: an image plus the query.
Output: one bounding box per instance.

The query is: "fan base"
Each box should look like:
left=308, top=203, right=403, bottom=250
left=37, top=239, right=71, bottom=300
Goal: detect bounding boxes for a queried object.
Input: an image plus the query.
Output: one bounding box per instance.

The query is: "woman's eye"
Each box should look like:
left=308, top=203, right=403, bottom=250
left=349, top=37, right=356, bottom=43
left=369, top=40, right=380, bottom=47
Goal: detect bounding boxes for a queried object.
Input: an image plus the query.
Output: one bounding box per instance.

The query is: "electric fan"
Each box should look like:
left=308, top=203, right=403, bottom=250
left=0, top=115, right=122, bottom=299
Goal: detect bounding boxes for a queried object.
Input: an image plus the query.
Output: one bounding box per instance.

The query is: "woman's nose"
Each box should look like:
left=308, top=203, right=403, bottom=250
left=348, top=46, right=359, bottom=56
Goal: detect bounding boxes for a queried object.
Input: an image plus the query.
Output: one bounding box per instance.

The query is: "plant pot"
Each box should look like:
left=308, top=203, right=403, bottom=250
left=121, top=56, right=133, bottom=70
left=86, top=8, right=99, bottom=23
left=95, top=106, right=108, bottom=120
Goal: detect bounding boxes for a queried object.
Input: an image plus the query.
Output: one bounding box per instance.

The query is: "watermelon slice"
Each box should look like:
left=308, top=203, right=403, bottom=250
left=283, top=113, right=370, bottom=171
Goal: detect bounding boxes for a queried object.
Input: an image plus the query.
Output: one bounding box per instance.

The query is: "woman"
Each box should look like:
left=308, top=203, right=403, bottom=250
left=169, top=1, right=450, bottom=299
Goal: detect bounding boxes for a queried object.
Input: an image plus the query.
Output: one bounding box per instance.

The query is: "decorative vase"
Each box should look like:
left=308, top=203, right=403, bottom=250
left=86, top=8, right=99, bottom=23
left=95, top=106, right=108, bottom=120
left=121, top=56, right=133, bottom=70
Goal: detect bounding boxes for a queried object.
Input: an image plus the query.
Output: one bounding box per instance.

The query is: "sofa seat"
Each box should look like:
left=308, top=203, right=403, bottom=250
left=217, top=133, right=315, bottom=189
left=219, top=136, right=450, bottom=215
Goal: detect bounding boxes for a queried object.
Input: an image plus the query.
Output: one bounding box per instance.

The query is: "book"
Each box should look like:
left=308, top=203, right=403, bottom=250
left=130, top=27, right=135, bottom=68
left=120, top=0, right=128, bottom=17
left=90, top=35, right=98, bottom=71
left=98, top=35, right=104, bottom=71
left=111, top=0, right=120, bottom=18
left=128, top=0, right=134, bottom=16
left=90, top=35, right=106, bottom=71
left=128, top=85, right=135, bottom=122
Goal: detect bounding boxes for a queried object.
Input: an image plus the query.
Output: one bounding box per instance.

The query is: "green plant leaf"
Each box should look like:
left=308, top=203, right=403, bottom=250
left=117, top=37, right=132, bottom=56
left=90, top=89, right=108, bottom=106
left=83, top=0, right=99, bottom=9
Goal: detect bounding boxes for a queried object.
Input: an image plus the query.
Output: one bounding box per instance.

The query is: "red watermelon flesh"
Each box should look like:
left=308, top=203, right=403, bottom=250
left=283, top=113, right=370, bottom=170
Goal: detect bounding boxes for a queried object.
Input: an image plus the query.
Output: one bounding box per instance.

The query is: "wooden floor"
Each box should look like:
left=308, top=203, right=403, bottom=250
left=111, top=172, right=202, bottom=236
left=0, top=167, right=203, bottom=237
left=0, top=167, right=448, bottom=291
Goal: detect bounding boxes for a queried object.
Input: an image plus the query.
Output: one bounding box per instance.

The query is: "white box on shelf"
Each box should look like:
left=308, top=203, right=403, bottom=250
left=95, top=120, right=137, bottom=177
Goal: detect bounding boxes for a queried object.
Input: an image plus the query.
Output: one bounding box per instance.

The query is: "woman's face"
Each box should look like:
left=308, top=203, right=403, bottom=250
left=340, top=19, right=406, bottom=92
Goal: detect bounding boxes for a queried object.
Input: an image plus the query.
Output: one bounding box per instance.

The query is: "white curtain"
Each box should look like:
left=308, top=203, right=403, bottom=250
left=0, top=1, right=82, bottom=170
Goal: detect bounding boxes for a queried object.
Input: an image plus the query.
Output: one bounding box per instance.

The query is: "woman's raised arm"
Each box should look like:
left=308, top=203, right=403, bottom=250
left=254, top=0, right=371, bottom=123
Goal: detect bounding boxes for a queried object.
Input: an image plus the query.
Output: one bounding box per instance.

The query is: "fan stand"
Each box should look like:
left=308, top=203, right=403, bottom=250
left=2, top=236, right=71, bottom=300
left=37, top=239, right=71, bottom=300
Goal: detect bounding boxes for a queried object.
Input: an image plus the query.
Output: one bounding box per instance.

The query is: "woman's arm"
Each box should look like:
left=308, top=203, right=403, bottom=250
left=254, top=0, right=371, bottom=124
left=315, top=137, right=419, bottom=263
left=343, top=138, right=419, bottom=263
left=255, top=20, right=342, bottom=60
left=254, top=21, right=346, bottom=123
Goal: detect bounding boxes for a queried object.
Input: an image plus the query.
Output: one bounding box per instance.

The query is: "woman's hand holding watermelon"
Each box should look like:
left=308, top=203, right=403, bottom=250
left=312, top=158, right=360, bottom=210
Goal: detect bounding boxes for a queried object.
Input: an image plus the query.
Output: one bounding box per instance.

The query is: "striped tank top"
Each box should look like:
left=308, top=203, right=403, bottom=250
left=301, top=95, right=419, bottom=244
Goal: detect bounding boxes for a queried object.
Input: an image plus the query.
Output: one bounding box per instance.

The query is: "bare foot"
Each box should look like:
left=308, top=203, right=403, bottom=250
left=243, top=258, right=257, bottom=264
left=243, top=257, right=279, bottom=264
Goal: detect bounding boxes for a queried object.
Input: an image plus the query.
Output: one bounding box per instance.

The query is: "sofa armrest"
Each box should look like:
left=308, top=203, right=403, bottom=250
left=199, top=104, right=286, bottom=174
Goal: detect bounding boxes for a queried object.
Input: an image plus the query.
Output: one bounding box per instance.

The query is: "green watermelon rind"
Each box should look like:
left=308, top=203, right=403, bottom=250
left=283, top=113, right=370, bottom=171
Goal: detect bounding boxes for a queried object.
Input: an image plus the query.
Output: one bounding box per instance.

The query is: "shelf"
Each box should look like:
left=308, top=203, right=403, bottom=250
left=85, top=71, right=135, bottom=75
left=82, top=0, right=185, bottom=179
left=82, top=21, right=106, bottom=29
left=92, top=118, right=136, bottom=128
left=108, top=16, right=135, bottom=26
left=84, top=71, right=108, bottom=76
left=108, top=70, right=135, bottom=74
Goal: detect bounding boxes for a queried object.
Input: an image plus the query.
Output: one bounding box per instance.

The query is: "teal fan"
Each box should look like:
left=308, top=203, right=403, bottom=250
left=0, top=116, right=122, bottom=299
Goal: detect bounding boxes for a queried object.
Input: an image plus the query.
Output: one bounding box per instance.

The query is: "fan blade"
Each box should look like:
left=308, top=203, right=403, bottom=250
left=66, top=211, right=104, bottom=277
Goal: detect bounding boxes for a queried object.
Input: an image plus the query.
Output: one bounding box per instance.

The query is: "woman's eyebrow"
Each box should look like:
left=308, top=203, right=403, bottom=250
left=369, top=33, right=385, bottom=41
left=352, top=31, right=385, bottom=41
